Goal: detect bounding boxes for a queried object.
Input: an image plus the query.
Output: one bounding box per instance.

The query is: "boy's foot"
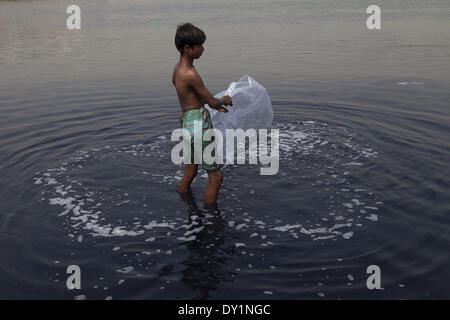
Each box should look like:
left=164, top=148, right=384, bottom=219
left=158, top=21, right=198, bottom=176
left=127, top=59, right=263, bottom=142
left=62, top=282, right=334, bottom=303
left=177, top=187, right=199, bottom=212
left=177, top=186, right=193, bottom=195
left=204, top=201, right=219, bottom=213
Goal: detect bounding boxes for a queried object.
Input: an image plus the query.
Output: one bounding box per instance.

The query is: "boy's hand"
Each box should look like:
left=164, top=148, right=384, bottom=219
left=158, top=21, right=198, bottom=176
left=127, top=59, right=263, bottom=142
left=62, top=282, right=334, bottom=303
left=222, top=95, right=233, bottom=106
left=213, top=95, right=232, bottom=112
left=216, top=106, right=228, bottom=113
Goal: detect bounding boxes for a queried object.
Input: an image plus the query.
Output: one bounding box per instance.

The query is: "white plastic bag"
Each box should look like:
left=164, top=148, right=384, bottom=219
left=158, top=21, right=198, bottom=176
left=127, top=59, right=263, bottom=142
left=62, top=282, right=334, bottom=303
left=206, top=74, right=273, bottom=130
left=205, top=75, right=273, bottom=160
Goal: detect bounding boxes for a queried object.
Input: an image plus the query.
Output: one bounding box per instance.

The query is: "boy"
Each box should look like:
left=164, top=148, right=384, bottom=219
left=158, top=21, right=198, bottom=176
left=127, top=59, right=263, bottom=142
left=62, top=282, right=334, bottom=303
left=172, top=23, right=232, bottom=207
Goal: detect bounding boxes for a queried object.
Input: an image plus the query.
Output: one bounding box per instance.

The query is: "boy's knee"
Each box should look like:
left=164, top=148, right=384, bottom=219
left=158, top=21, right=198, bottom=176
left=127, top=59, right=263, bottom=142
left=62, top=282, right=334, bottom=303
left=185, top=165, right=198, bottom=178
left=217, top=171, right=223, bottom=184
left=209, top=170, right=223, bottom=184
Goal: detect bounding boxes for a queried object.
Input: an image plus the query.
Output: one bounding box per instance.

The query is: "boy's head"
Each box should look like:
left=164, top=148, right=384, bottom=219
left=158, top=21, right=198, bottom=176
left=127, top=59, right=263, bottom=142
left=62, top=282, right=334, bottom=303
left=175, top=23, right=206, bottom=58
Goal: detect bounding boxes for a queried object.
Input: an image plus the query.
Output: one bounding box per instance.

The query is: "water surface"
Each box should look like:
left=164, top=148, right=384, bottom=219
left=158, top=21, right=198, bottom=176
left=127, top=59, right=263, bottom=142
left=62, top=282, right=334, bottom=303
left=1, top=0, right=449, bottom=299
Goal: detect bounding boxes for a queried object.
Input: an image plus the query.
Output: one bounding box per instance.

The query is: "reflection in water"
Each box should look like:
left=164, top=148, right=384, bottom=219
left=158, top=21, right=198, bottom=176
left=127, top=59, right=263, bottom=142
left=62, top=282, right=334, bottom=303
left=178, top=188, right=237, bottom=299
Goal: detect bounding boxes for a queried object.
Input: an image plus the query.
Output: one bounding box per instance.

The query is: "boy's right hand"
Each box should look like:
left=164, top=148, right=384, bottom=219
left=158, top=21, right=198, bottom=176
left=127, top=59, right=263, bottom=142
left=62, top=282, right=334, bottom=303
left=222, top=95, right=233, bottom=106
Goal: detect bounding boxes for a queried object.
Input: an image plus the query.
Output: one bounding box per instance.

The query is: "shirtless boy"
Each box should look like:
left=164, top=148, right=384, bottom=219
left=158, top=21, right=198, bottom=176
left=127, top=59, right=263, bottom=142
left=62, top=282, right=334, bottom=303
left=172, top=23, right=232, bottom=208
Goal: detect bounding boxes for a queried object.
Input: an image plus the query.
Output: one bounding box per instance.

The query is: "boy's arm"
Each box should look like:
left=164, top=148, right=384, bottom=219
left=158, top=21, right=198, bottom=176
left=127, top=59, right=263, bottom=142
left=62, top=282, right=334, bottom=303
left=189, top=72, right=230, bottom=109
left=198, top=95, right=207, bottom=105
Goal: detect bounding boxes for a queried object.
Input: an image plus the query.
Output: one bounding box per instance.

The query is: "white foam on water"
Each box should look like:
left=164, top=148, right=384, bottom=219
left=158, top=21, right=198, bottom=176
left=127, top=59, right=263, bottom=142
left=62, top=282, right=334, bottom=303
left=144, top=221, right=177, bottom=230
left=177, top=235, right=196, bottom=241
left=343, top=232, right=354, bottom=239
left=313, top=235, right=336, bottom=241
left=344, top=162, right=363, bottom=166
left=270, top=224, right=302, bottom=232
left=365, top=214, right=378, bottom=221
left=184, top=226, right=205, bottom=236
left=116, top=266, right=134, bottom=274
left=33, top=119, right=382, bottom=262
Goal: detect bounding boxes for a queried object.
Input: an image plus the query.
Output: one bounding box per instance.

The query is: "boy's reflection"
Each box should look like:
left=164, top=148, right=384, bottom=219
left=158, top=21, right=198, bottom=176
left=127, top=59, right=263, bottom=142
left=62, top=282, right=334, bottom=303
left=178, top=188, right=237, bottom=299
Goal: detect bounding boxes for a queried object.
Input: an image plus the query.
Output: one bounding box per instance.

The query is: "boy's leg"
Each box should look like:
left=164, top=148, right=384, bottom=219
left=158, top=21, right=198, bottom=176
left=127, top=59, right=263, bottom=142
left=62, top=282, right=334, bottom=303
left=178, top=185, right=201, bottom=216
left=178, top=163, right=198, bottom=193
left=204, top=169, right=223, bottom=204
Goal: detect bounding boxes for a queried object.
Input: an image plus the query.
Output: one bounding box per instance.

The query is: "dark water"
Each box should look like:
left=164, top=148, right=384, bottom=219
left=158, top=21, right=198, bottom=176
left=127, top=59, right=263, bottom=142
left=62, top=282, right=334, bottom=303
left=1, top=0, right=449, bottom=299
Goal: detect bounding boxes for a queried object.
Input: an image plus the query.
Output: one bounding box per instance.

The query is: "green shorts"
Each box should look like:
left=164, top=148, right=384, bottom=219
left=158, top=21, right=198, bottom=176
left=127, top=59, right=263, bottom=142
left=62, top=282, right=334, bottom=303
left=178, top=107, right=223, bottom=172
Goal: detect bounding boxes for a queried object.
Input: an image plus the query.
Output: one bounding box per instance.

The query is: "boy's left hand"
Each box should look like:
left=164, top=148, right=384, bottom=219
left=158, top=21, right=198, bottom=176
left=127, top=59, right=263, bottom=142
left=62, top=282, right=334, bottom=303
left=216, top=106, right=228, bottom=113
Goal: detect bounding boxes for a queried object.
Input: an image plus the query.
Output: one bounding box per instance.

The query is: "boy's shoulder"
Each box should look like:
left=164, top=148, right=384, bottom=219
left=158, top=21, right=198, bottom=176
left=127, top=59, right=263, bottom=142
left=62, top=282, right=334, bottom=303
left=173, top=63, right=199, bottom=84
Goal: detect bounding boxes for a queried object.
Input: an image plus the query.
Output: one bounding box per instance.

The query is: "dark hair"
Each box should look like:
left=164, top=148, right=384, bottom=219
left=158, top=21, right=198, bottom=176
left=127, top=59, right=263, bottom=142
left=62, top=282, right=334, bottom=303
left=175, top=23, right=206, bottom=54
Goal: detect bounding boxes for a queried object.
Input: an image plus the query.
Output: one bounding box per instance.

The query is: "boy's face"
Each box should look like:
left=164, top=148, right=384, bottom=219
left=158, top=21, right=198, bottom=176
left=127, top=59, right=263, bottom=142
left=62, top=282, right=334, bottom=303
left=184, top=43, right=204, bottom=59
